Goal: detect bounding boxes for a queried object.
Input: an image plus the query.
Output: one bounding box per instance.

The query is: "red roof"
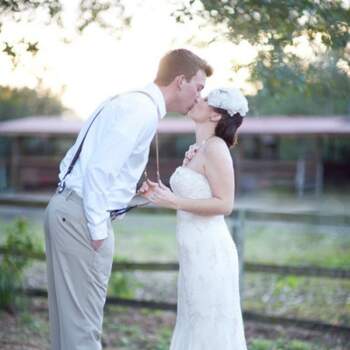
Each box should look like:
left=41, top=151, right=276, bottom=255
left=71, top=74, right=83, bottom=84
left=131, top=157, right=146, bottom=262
left=1, top=115, right=350, bottom=136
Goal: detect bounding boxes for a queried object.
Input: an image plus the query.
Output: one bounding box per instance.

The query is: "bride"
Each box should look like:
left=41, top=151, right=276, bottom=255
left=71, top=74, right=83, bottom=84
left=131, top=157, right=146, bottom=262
left=142, top=87, right=248, bottom=349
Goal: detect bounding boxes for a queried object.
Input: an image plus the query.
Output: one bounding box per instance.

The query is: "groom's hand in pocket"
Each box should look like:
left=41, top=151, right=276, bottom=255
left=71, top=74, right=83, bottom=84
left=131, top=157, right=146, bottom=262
left=91, top=239, right=105, bottom=251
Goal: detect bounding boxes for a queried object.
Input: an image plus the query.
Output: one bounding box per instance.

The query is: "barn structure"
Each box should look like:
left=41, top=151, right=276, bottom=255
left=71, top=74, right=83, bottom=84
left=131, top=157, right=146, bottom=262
left=0, top=115, right=349, bottom=196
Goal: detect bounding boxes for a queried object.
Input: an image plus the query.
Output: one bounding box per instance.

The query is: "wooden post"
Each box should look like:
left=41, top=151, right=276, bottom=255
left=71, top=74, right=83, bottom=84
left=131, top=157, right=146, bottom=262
left=314, top=137, right=324, bottom=196
left=230, top=209, right=245, bottom=301
left=295, top=138, right=306, bottom=198
left=295, top=158, right=305, bottom=198
left=10, top=137, right=20, bottom=191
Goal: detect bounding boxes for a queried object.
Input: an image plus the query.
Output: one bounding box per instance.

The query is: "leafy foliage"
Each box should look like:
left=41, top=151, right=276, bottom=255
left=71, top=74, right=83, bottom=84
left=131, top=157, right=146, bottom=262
left=248, top=53, right=350, bottom=115
left=0, top=85, right=65, bottom=121
left=0, top=219, right=40, bottom=313
left=108, top=271, right=138, bottom=299
left=0, top=0, right=130, bottom=62
left=175, top=0, right=350, bottom=114
left=174, top=1, right=350, bottom=59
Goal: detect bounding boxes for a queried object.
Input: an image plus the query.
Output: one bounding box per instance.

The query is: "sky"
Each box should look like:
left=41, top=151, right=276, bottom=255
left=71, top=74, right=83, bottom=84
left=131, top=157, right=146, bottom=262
left=0, top=0, right=258, bottom=119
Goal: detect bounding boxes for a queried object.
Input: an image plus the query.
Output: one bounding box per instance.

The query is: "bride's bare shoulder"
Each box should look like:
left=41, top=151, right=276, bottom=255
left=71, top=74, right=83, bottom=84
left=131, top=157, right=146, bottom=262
left=204, top=136, right=230, bottom=157
left=202, top=137, right=234, bottom=182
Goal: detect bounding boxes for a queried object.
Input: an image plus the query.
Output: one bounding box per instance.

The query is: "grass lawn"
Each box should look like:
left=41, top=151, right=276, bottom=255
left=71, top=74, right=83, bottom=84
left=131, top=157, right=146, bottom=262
left=0, top=209, right=349, bottom=348
left=112, top=212, right=350, bottom=268
left=244, top=222, right=350, bottom=268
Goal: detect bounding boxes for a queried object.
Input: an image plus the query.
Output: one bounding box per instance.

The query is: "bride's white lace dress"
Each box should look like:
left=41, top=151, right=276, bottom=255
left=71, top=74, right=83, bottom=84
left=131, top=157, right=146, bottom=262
left=169, top=166, right=247, bottom=350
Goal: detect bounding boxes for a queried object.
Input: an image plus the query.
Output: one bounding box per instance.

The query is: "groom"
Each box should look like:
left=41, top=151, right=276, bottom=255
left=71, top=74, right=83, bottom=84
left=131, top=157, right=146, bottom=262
left=44, top=48, right=213, bottom=350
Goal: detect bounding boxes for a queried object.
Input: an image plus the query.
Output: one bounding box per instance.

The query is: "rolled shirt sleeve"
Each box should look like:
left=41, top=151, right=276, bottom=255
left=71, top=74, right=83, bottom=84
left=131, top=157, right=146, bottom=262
left=82, top=98, right=155, bottom=240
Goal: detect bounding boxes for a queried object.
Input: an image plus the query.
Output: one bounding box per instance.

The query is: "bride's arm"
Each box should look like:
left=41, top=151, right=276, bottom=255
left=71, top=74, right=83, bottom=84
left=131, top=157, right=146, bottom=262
left=149, top=137, right=235, bottom=216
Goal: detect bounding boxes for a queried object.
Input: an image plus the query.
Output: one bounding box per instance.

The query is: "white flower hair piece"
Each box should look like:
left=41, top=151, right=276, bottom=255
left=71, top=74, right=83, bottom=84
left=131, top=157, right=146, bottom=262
left=207, top=88, right=249, bottom=117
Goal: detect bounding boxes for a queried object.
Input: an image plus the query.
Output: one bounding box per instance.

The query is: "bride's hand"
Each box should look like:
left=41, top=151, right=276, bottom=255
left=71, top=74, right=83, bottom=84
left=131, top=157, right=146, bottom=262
left=138, top=179, right=158, bottom=198
left=183, top=144, right=199, bottom=166
left=148, top=181, right=179, bottom=210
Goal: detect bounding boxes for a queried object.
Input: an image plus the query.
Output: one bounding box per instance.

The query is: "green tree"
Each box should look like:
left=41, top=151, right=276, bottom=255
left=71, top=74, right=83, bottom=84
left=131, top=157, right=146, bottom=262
left=175, top=0, right=350, bottom=115
left=0, top=0, right=130, bottom=64
left=174, top=0, right=349, bottom=65
left=0, top=85, right=65, bottom=121
left=249, top=53, right=350, bottom=115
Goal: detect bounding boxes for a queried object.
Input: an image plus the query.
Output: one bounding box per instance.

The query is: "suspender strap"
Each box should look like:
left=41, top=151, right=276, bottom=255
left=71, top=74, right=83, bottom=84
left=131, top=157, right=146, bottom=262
left=57, top=91, right=161, bottom=193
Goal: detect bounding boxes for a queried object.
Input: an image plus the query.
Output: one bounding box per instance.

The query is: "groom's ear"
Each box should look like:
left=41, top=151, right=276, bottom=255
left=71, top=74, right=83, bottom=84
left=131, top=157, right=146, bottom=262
left=174, top=75, right=186, bottom=90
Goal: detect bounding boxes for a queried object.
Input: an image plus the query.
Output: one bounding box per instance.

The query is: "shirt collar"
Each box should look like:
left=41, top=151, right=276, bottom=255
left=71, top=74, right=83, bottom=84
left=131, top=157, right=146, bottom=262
left=142, top=83, right=167, bottom=119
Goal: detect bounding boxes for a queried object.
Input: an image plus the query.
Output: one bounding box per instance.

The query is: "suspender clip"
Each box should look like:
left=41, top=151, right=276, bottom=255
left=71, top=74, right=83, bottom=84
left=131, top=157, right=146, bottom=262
left=57, top=181, right=66, bottom=194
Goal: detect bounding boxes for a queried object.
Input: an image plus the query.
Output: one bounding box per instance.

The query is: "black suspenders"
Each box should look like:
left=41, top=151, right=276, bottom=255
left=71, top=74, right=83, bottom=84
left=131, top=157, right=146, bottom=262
left=57, top=91, right=161, bottom=196
left=57, top=95, right=118, bottom=193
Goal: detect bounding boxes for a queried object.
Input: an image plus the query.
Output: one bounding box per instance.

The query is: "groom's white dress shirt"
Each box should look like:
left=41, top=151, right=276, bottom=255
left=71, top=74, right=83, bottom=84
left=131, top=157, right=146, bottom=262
left=58, top=83, right=166, bottom=240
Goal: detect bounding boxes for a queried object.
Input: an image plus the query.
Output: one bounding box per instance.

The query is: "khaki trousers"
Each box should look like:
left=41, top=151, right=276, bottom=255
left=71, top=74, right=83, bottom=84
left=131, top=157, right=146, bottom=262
left=44, top=188, right=115, bottom=350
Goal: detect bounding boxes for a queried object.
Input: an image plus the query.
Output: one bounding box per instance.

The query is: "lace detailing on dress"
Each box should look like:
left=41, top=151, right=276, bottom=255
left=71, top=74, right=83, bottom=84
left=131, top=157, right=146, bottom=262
left=170, top=166, right=212, bottom=199
left=169, top=166, right=247, bottom=350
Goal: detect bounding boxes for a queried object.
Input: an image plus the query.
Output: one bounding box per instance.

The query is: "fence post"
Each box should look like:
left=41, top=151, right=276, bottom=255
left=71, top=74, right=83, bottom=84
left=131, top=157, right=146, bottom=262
left=230, top=209, right=245, bottom=301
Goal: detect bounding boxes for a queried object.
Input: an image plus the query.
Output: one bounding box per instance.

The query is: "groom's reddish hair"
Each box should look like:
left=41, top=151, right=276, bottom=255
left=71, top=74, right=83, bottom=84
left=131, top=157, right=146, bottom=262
left=155, top=49, right=213, bottom=86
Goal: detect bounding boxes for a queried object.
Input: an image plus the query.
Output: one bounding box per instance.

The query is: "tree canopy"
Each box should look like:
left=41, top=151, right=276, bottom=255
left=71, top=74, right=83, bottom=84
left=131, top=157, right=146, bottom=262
left=174, top=1, right=350, bottom=60
left=173, top=1, right=350, bottom=114
left=0, top=0, right=129, bottom=63
left=0, top=86, right=66, bottom=121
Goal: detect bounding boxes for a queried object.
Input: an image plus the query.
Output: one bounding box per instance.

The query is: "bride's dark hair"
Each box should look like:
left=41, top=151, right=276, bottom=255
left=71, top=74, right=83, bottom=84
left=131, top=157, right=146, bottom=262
left=213, top=107, right=243, bottom=148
